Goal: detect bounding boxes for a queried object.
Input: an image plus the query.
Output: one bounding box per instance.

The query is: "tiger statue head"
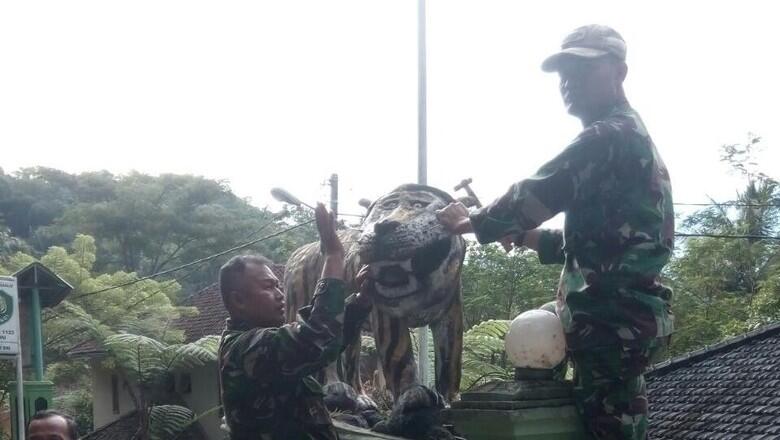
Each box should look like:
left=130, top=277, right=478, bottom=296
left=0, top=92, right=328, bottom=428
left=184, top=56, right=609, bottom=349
left=355, top=184, right=465, bottom=326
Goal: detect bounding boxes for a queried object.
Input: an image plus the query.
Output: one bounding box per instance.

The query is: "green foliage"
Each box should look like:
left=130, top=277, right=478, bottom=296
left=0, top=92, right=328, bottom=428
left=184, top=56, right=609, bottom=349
left=103, top=334, right=219, bottom=387
left=360, top=334, right=376, bottom=356
left=148, top=405, right=195, bottom=440
left=0, top=234, right=194, bottom=380
left=461, top=242, right=560, bottom=328
left=0, top=168, right=318, bottom=438
left=100, top=334, right=218, bottom=440
left=0, top=168, right=316, bottom=292
left=0, top=224, right=30, bottom=261
left=666, top=136, right=780, bottom=356
left=53, top=387, right=93, bottom=436
left=461, top=320, right=512, bottom=391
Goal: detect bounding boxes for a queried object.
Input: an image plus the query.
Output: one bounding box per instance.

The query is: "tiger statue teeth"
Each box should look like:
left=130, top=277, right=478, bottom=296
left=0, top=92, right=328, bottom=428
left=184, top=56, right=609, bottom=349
left=284, top=183, right=466, bottom=407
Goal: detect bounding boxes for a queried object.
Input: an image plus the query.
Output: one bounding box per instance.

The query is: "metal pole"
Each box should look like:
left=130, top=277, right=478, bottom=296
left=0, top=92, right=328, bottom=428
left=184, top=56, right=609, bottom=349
left=416, top=0, right=430, bottom=387
left=15, top=353, right=25, bottom=440
left=15, top=274, right=25, bottom=440
left=329, top=174, right=338, bottom=219
left=417, top=0, right=428, bottom=186
left=31, top=286, right=44, bottom=381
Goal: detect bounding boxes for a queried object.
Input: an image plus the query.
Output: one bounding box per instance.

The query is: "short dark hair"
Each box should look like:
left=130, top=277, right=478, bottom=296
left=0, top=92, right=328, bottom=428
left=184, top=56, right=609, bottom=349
left=219, top=254, right=274, bottom=307
left=29, top=410, right=78, bottom=440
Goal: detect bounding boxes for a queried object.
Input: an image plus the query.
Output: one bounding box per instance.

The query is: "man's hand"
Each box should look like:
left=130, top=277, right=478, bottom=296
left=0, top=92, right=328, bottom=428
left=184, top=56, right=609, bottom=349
left=436, top=202, right=474, bottom=235
left=316, top=202, right=344, bottom=257
left=354, top=265, right=375, bottom=307
left=499, top=234, right=519, bottom=252
left=499, top=229, right=542, bottom=252
left=316, top=203, right=345, bottom=279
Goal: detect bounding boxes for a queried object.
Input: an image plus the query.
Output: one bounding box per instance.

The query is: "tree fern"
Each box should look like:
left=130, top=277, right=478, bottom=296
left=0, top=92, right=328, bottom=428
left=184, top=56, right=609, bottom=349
left=164, top=335, right=220, bottom=371
left=148, top=405, right=194, bottom=440
left=461, top=319, right=512, bottom=390
left=103, top=333, right=219, bottom=385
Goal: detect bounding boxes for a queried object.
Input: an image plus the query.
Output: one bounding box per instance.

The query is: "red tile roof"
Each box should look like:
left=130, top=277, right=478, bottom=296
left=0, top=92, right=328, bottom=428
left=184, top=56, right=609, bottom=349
left=83, top=410, right=209, bottom=439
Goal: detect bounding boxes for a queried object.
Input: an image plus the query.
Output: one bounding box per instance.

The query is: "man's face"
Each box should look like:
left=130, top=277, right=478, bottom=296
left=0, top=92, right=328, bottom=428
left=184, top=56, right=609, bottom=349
left=231, top=263, right=286, bottom=327
left=557, top=56, right=623, bottom=121
left=28, top=416, right=72, bottom=440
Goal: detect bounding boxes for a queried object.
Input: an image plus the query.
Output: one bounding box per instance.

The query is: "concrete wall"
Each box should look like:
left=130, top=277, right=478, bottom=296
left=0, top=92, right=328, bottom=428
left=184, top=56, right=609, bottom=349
left=178, top=363, right=222, bottom=440
left=89, top=360, right=223, bottom=439
left=90, top=360, right=135, bottom=429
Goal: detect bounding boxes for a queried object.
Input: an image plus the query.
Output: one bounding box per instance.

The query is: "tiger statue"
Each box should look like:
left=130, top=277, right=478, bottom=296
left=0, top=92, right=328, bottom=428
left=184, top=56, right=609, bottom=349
left=284, top=183, right=466, bottom=403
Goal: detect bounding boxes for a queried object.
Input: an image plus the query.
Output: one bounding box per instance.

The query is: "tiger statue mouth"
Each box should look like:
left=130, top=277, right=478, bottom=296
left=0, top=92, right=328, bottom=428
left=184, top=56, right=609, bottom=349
left=354, top=184, right=463, bottom=312
left=367, top=237, right=453, bottom=299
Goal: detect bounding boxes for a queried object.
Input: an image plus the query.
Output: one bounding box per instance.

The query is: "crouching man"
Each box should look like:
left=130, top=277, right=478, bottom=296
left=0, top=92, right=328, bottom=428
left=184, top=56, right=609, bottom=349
left=218, top=203, right=374, bottom=440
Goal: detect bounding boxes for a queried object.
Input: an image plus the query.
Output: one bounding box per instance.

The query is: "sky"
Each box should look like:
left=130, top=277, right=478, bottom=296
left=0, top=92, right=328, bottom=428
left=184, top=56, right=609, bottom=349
left=2, top=0, right=778, bottom=229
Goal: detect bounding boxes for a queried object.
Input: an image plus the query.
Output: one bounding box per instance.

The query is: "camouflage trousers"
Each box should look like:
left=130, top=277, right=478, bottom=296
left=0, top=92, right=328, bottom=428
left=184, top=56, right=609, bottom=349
left=570, top=340, right=660, bottom=440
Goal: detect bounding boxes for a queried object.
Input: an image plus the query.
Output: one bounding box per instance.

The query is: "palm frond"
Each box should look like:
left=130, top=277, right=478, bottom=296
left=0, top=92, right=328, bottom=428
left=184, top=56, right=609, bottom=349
left=103, top=333, right=166, bottom=383
left=164, top=335, right=220, bottom=371
left=148, top=405, right=194, bottom=440
left=461, top=319, right=512, bottom=390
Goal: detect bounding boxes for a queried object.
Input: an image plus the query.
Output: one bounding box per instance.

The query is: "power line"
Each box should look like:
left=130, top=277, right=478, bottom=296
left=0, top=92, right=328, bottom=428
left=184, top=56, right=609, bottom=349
left=675, top=202, right=780, bottom=208
left=126, top=264, right=203, bottom=310
left=675, top=232, right=780, bottom=240
left=72, top=219, right=314, bottom=300
left=64, top=215, right=780, bottom=301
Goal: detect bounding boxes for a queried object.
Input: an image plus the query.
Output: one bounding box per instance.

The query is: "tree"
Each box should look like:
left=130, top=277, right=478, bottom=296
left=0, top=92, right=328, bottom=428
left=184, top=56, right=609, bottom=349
left=0, top=234, right=196, bottom=435
left=0, top=168, right=317, bottom=293
left=461, top=242, right=560, bottom=329
left=103, top=333, right=219, bottom=440
left=666, top=135, right=780, bottom=356
left=460, top=319, right=512, bottom=391
left=0, top=234, right=196, bottom=355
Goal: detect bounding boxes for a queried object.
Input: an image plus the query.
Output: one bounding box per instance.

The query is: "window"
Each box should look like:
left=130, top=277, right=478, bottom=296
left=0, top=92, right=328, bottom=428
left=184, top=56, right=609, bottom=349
left=111, top=374, right=120, bottom=414
left=178, top=373, right=192, bottom=394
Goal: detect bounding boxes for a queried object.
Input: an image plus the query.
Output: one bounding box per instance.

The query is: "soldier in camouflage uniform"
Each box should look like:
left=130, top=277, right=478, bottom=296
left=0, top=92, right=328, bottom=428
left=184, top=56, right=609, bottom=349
left=437, top=25, right=674, bottom=440
left=218, top=203, right=374, bottom=440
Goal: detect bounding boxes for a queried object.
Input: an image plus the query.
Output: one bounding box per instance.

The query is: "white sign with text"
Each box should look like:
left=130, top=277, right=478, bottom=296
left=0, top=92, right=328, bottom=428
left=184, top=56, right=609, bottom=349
left=0, top=276, right=20, bottom=357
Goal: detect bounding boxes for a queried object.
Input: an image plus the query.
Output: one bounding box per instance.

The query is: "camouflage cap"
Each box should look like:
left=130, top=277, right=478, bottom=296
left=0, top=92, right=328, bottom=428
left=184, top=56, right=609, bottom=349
left=542, top=24, right=626, bottom=72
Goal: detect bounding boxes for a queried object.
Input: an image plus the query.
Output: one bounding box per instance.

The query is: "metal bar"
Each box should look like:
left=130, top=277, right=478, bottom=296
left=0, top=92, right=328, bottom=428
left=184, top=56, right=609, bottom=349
left=417, top=0, right=427, bottom=186
left=15, top=353, right=24, bottom=440
left=417, top=0, right=429, bottom=387
left=330, top=174, right=339, bottom=219
left=15, top=274, right=25, bottom=440
left=31, top=286, right=44, bottom=381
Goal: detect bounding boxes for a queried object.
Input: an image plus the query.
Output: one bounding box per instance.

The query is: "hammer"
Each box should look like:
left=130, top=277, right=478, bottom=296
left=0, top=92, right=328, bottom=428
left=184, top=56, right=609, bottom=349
left=454, top=178, right=482, bottom=208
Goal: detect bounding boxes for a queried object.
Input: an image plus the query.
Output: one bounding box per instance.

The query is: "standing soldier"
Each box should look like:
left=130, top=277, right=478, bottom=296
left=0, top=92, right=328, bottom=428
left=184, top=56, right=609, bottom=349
left=437, top=24, right=674, bottom=439
left=218, top=203, right=374, bottom=439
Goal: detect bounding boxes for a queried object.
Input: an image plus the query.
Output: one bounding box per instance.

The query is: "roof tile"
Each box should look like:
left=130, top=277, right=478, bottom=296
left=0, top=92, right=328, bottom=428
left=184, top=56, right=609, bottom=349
left=648, top=323, right=780, bottom=439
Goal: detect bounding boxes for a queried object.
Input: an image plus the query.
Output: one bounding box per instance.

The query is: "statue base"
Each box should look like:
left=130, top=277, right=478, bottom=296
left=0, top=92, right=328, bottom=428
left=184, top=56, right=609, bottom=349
left=443, top=368, right=588, bottom=439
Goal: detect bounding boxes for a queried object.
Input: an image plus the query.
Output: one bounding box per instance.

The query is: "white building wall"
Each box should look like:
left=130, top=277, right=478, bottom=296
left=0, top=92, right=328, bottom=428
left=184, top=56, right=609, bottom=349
left=179, top=363, right=223, bottom=440
left=90, top=360, right=136, bottom=429
left=89, top=359, right=224, bottom=438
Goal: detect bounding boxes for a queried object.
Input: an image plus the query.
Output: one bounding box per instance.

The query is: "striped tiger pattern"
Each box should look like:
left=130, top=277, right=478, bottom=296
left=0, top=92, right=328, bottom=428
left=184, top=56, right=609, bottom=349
left=284, top=184, right=466, bottom=402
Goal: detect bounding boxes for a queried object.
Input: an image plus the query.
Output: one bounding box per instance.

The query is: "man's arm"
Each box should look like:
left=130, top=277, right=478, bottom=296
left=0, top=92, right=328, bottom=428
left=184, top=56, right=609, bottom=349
left=525, top=228, right=565, bottom=264
left=440, top=124, right=617, bottom=244
left=230, top=204, right=352, bottom=381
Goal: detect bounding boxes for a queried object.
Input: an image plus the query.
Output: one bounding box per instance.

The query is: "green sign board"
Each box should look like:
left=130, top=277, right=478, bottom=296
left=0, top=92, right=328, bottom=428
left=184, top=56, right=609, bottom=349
left=0, top=276, right=20, bottom=357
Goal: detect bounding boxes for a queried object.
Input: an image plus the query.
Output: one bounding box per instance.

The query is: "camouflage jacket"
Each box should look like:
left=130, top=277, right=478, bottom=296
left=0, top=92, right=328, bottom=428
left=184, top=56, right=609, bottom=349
left=470, top=102, right=674, bottom=350
left=219, top=278, right=372, bottom=440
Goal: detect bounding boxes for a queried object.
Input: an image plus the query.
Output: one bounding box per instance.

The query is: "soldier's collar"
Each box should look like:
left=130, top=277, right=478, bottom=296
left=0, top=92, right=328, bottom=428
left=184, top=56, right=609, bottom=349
left=226, top=318, right=257, bottom=331
left=608, top=100, right=631, bottom=116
